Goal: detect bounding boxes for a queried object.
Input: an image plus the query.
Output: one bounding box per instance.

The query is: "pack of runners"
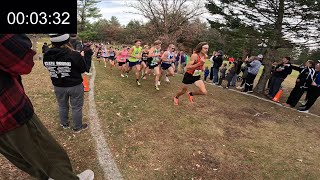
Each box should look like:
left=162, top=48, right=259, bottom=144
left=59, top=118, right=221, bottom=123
left=92, top=40, right=209, bottom=105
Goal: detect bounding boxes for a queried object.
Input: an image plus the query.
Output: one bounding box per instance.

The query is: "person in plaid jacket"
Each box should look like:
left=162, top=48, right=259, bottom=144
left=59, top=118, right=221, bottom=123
left=0, top=34, right=93, bottom=180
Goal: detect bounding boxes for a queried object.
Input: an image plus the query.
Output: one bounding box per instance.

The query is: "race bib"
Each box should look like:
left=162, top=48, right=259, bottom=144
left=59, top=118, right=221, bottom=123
left=193, top=70, right=202, bottom=76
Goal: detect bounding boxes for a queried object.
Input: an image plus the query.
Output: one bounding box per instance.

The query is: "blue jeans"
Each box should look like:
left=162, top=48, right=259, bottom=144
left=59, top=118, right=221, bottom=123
left=212, top=68, right=219, bottom=83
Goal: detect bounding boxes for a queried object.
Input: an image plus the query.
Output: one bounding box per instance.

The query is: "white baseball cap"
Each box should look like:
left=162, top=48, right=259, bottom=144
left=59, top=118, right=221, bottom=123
left=257, top=54, right=263, bottom=59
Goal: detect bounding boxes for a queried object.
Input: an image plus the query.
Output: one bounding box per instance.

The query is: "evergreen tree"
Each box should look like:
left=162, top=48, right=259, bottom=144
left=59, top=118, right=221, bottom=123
left=206, top=0, right=320, bottom=93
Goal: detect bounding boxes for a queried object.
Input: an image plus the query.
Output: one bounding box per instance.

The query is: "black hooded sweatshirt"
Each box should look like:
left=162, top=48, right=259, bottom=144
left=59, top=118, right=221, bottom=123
left=43, top=47, right=86, bottom=87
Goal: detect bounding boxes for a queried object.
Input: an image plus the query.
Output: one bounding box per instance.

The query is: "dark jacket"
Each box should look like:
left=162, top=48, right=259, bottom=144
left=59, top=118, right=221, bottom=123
left=212, top=55, right=223, bottom=69
left=83, top=46, right=94, bottom=62
left=43, top=47, right=86, bottom=87
left=70, top=38, right=83, bottom=51
left=42, top=44, right=49, bottom=54
left=236, top=61, right=243, bottom=75
left=176, top=54, right=186, bottom=63
left=292, top=65, right=315, bottom=88
left=272, top=63, right=292, bottom=79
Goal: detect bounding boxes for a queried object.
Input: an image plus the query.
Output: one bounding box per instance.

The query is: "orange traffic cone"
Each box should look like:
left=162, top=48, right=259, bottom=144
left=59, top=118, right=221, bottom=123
left=272, top=89, right=283, bottom=102
left=83, top=74, right=90, bottom=92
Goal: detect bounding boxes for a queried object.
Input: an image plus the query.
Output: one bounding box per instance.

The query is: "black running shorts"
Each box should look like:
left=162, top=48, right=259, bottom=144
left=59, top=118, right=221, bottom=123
left=182, top=73, right=201, bottom=84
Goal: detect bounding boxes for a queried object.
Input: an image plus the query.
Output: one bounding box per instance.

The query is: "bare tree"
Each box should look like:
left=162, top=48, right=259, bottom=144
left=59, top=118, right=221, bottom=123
left=127, top=0, right=207, bottom=45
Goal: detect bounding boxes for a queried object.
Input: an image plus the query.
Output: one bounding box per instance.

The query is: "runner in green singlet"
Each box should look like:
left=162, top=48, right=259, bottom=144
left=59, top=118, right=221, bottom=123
left=126, top=39, right=143, bottom=86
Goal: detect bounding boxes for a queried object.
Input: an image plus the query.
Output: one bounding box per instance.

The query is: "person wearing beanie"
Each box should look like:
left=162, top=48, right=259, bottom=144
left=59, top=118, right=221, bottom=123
left=0, top=34, right=94, bottom=180
left=43, top=34, right=89, bottom=133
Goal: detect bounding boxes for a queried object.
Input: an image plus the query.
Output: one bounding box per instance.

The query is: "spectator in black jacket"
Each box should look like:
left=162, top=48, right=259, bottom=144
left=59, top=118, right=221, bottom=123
left=283, top=60, right=315, bottom=108
left=70, top=34, right=83, bottom=52
left=210, top=50, right=223, bottom=84
left=82, top=42, right=94, bottom=74
left=267, top=57, right=292, bottom=98
left=43, top=34, right=89, bottom=133
left=298, top=62, right=320, bottom=113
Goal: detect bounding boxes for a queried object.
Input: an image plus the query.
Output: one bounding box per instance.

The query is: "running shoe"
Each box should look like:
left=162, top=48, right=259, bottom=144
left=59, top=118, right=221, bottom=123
left=165, top=76, right=170, bottom=83
left=187, top=92, right=193, bottom=103
left=173, top=97, right=179, bottom=105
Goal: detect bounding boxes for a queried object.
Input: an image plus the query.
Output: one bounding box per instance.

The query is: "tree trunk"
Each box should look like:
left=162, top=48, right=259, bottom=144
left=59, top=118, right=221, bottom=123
left=254, top=48, right=277, bottom=94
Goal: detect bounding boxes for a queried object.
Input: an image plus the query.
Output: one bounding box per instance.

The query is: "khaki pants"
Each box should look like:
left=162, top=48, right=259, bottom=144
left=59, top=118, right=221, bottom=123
left=0, top=114, right=78, bottom=180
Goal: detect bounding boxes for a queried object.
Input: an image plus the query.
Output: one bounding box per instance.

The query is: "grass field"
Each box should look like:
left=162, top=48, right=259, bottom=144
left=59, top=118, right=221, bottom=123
left=0, top=40, right=319, bottom=179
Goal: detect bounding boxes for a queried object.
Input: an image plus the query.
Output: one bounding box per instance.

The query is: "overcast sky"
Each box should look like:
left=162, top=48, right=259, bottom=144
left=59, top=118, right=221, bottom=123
left=96, top=0, right=212, bottom=25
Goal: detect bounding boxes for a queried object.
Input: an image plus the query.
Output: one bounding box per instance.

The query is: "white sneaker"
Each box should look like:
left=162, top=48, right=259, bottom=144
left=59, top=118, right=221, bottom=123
left=165, top=76, right=170, bottom=82
left=104, top=65, right=107, bottom=68
left=236, top=86, right=243, bottom=90
left=298, top=109, right=309, bottom=113
left=77, top=169, right=94, bottom=180
left=48, top=169, right=94, bottom=180
left=121, top=74, right=125, bottom=77
left=157, top=81, right=161, bottom=86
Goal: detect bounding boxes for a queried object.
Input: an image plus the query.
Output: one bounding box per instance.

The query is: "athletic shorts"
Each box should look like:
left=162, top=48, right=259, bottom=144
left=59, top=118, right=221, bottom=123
left=109, top=56, right=115, bottom=61
left=128, top=61, right=141, bottom=67
left=126, top=59, right=129, bottom=63
left=161, top=63, right=172, bottom=70
left=182, top=73, right=201, bottom=84
left=118, top=62, right=126, bottom=66
left=148, top=63, right=159, bottom=69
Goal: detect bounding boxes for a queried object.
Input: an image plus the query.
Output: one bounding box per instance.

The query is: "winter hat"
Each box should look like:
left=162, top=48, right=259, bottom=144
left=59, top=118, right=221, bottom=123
left=49, top=34, right=70, bottom=46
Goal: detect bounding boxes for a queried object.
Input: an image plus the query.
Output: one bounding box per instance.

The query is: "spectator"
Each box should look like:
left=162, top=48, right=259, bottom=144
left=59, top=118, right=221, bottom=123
left=82, top=42, right=94, bottom=74
left=209, top=51, right=217, bottom=80
left=230, top=57, right=243, bottom=87
left=70, top=34, right=83, bottom=52
left=0, top=34, right=94, bottom=180
left=243, top=55, right=262, bottom=93
left=267, top=57, right=292, bottom=98
left=298, top=62, right=320, bottom=113
left=204, top=66, right=210, bottom=81
left=42, top=42, right=50, bottom=54
left=237, top=56, right=249, bottom=90
left=39, top=42, right=50, bottom=60
left=283, top=60, right=315, bottom=108
left=225, top=62, right=236, bottom=88
left=217, top=63, right=228, bottom=86
left=43, top=34, right=89, bottom=133
left=175, top=50, right=186, bottom=73
left=211, top=50, right=223, bottom=85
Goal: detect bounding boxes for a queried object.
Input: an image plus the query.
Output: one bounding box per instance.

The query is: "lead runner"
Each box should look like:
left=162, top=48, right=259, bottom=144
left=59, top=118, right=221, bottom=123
left=173, top=42, right=209, bottom=105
